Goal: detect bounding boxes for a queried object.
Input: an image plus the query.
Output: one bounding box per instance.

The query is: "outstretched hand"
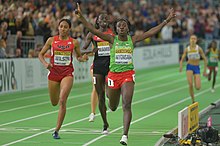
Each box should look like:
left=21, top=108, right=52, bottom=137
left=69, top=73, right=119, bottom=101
left=166, top=8, right=176, bottom=22
left=75, top=3, right=82, bottom=19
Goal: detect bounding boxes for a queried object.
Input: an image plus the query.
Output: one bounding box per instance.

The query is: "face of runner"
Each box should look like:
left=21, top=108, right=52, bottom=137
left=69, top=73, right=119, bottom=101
left=211, top=41, right=217, bottom=49
left=97, top=13, right=109, bottom=28
left=58, top=21, right=70, bottom=38
left=116, top=20, right=129, bottom=35
left=190, top=35, right=197, bottom=45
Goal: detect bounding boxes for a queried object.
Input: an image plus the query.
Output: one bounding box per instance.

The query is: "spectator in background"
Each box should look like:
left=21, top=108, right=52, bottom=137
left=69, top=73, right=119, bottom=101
left=35, top=18, right=52, bottom=43
left=28, top=48, right=34, bottom=58
left=0, top=0, right=220, bottom=58
left=161, top=22, right=173, bottom=43
left=0, top=39, right=7, bottom=58
left=16, top=31, right=22, bottom=58
left=34, top=44, right=43, bottom=58
left=0, top=21, right=8, bottom=40
left=6, top=11, right=17, bottom=35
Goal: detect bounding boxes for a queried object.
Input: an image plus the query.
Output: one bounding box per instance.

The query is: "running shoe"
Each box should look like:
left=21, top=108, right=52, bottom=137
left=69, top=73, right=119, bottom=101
left=89, top=113, right=95, bottom=122
left=102, top=124, right=109, bottom=135
left=120, top=135, right=128, bottom=145
left=52, top=131, right=60, bottom=139
left=102, top=128, right=109, bottom=135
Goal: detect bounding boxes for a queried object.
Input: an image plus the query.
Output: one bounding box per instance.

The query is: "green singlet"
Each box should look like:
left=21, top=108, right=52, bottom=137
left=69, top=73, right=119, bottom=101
left=109, top=35, right=134, bottom=72
left=207, top=48, right=219, bottom=67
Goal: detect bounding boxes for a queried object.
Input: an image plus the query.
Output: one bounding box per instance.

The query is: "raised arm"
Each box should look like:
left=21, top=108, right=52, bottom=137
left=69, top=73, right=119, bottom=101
left=179, top=48, right=187, bottom=72
left=199, top=47, right=207, bottom=76
left=38, top=37, right=53, bottom=69
left=132, top=8, right=176, bottom=44
left=75, top=3, right=114, bottom=44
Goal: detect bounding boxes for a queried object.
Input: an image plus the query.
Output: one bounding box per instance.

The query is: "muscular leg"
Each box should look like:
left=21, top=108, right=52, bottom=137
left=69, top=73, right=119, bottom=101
left=194, top=74, right=201, bottom=90
left=48, top=80, right=60, bottom=106
left=121, top=81, right=134, bottom=136
left=208, top=68, right=212, bottom=81
left=106, top=86, right=121, bottom=111
left=91, top=84, right=98, bottom=114
left=212, top=69, right=217, bottom=89
left=55, top=76, right=73, bottom=132
left=186, top=71, right=195, bottom=103
left=90, top=69, right=98, bottom=114
left=94, top=74, right=109, bottom=129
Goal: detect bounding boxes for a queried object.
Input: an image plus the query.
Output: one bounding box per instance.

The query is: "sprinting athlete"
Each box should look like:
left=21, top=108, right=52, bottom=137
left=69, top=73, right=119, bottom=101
left=75, top=3, right=176, bottom=145
left=88, top=63, right=98, bottom=122
left=82, top=12, right=114, bottom=134
left=206, top=40, right=220, bottom=92
left=180, top=35, right=207, bottom=103
left=38, top=18, right=88, bottom=139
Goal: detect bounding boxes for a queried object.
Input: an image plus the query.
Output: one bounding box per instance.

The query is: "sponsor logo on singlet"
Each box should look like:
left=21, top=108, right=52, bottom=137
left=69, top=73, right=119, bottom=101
left=115, top=45, right=132, bottom=64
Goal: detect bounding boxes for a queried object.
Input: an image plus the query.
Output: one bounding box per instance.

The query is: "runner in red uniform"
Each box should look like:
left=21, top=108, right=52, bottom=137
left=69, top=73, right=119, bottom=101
left=83, top=12, right=114, bottom=134
left=38, top=19, right=88, bottom=139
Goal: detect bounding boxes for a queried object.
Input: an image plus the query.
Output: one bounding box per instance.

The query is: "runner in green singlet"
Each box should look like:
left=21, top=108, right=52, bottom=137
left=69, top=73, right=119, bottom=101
left=75, top=3, right=176, bottom=145
left=206, top=40, right=220, bottom=92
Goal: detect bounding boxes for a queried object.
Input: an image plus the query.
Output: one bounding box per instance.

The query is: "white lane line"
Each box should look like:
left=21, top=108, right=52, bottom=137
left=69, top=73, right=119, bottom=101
left=0, top=86, right=90, bottom=104
left=0, top=102, right=90, bottom=127
left=0, top=72, right=183, bottom=113
left=1, top=80, right=194, bottom=146
left=0, top=66, right=179, bottom=104
left=2, top=79, right=215, bottom=146
left=0, top=93, right=90, bottom=113
left=82, top=84, right=219, bottom=146
left=0, top=94, right=48, bottom=104
left=0, top=77, right=186, bottom=126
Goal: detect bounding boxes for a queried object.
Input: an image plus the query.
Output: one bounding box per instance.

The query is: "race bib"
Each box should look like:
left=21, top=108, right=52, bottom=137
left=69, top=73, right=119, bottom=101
left=54, top=51, right=71, bottom=66
left=210, top=57, right=218, bottom=63
left=115, top=48, right=132, bottom=64
left=188, top=53, right=200, bottom=60
left=97, top=42, right=110, bottom=56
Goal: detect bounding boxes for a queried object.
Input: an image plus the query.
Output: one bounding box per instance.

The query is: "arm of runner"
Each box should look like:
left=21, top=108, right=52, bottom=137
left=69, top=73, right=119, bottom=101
left=74, top=39, right=88, bottom=62
left=199, top=47, right=208, bottom=76
left=75, top=3, right=114, bottom=44
left=132, top=8, right=176, bottom=44
left=38, top=37, right=53, bottom=70
left=179, top=48, right=187, bottom=72
left=82, top=32, right=93, bottom=50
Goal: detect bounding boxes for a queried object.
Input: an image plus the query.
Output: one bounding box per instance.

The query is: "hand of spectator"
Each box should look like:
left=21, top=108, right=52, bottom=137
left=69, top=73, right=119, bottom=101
left=165, top=8, right=176, bottom=23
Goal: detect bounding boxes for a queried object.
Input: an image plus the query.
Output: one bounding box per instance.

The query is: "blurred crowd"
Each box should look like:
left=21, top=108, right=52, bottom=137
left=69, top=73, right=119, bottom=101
left=0, top=0, right=220, bottom=58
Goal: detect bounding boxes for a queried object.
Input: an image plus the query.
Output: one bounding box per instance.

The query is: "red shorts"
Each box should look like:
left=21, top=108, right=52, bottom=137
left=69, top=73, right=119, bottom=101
left=48, top=66, right=74, bottom=82
left=208, top=66, right=218, bottom=72
left=107, top=70, right=135, bottom=89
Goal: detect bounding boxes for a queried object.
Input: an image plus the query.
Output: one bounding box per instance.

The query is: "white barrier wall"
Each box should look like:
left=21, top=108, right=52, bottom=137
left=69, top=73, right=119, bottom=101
left=0, top=43, right=179, bottom=94
left=133, top=44, right=179, bottom=69
left=0, top=57, right=93, bottom=94
left=0, top=59, right=22, bottom=93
